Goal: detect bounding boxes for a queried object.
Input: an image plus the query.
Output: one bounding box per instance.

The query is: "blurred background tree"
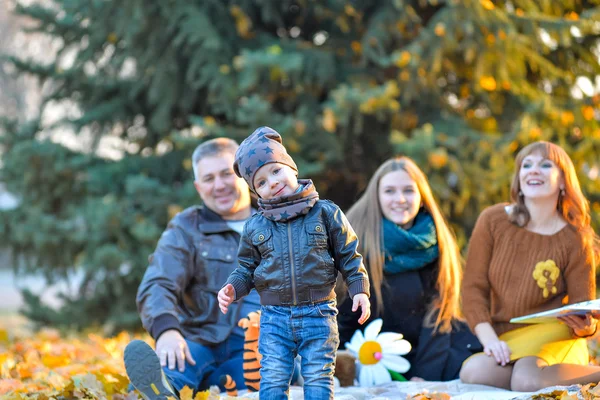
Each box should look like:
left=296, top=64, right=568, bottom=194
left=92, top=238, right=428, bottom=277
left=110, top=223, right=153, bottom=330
left=1, top=0, right=599, bottom=332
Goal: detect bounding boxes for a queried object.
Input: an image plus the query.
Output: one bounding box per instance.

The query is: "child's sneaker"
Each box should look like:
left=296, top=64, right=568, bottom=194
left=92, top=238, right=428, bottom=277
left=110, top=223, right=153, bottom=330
left=124, top=340, right=179, bottom=400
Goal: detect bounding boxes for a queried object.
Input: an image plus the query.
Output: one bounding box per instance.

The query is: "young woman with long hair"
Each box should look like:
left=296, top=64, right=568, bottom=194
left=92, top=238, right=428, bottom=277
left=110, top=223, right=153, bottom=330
left=337, top=156, right=480, bottom=381
left=461, top=141, right=600, bottom=391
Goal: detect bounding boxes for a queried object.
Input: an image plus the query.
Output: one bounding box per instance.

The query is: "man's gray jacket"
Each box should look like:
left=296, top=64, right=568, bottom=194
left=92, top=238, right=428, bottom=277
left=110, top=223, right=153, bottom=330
left=137, top=205, right=247, bottom=345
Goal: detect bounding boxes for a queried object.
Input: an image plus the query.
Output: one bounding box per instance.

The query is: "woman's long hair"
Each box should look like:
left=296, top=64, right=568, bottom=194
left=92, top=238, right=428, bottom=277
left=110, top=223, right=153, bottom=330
left=345, top=157, right=463, bottom=333
left=509, top=141, right=599, bottom=264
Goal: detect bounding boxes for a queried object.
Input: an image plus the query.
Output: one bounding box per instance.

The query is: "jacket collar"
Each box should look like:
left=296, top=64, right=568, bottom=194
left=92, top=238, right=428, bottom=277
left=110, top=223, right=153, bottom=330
left=198, top=206, right=254, bottom=234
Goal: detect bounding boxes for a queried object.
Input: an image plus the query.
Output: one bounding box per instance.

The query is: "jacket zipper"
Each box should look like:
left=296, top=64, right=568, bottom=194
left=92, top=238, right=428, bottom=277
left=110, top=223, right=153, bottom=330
left=288, top=223, right=297, bottom=305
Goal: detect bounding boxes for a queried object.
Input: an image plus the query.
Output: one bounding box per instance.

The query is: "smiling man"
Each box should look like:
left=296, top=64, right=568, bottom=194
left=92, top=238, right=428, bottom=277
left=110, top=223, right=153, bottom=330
left=124, top=138, right=260, bottom=400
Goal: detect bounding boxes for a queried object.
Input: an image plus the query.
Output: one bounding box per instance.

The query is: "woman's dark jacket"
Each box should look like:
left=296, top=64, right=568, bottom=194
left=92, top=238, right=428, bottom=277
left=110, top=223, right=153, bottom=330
left=337, top=260, right=481, bottom=381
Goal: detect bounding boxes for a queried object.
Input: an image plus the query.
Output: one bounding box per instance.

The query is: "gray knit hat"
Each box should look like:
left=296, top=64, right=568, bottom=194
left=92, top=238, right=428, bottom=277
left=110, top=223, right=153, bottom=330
left=233, top=126, right=298, bottom=193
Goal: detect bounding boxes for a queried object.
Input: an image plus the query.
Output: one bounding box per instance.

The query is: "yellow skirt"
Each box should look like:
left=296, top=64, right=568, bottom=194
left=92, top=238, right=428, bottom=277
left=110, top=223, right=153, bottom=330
left=466, top=322, right=589, bottom=366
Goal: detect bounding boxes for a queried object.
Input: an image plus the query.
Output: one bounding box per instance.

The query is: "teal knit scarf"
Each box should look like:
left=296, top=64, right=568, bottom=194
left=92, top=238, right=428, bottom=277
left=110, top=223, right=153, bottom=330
left=382, top=211, right=439, bottom=274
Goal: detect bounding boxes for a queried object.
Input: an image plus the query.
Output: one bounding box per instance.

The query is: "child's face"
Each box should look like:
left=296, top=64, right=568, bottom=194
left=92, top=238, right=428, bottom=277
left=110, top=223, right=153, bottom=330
left=253, top=163, right=299, bottom=199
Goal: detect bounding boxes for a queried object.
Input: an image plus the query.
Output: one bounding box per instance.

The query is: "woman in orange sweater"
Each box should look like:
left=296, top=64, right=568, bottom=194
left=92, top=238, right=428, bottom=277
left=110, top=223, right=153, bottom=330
left=461, top=141, right=600, bottom=391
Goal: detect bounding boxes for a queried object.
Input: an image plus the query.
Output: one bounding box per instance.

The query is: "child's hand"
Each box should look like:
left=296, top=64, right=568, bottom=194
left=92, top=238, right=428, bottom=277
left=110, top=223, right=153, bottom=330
left=352, top=293, right=371, bottom=325
left=218, top=284, right=235, bottom=314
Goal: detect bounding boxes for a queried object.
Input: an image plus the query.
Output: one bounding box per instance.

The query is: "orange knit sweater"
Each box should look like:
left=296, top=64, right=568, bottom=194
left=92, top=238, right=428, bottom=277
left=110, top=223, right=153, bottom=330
left=462, top=203, right=595, bottom=336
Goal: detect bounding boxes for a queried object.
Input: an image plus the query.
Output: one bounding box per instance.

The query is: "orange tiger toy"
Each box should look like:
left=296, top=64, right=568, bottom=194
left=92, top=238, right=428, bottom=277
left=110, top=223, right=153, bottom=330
left=219, top=374, right=238, bottom=397
left=238, top=310, right=262, bottom=392
left=219, top=310, right=262, bottom=395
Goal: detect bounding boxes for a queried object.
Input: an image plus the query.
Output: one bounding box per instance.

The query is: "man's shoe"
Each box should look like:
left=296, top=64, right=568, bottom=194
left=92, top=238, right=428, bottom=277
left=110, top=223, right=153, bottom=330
left=124, top=340, right=179, bottom=400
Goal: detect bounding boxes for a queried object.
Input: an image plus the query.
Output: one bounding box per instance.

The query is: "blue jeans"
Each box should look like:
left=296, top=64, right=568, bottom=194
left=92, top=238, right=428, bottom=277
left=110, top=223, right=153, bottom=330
left=164, top=335, right=245, bottom=392
left=258, top=300, right=339, bottom=400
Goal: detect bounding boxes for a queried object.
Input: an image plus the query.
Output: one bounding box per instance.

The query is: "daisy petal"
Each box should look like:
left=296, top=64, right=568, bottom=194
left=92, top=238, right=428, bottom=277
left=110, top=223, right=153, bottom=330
left=359, top=365, right=374, bottom=387
left=364, top=318, right=383, bottom=341
left=376, top=332, right=404, bottom=346
left=381, top=354, right=411, bottom=373
left=372, top=363, right=392, bottom=385
left=345, top=330, right=365, bottom=354
left=382, top=339, right=412, bottom=355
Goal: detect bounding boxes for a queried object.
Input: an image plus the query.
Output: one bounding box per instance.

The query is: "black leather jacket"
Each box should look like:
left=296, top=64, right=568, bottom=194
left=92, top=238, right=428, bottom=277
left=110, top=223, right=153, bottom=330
left=137, top=206, right=251, bottom=345
left=227, top=200, right=369, bottom=306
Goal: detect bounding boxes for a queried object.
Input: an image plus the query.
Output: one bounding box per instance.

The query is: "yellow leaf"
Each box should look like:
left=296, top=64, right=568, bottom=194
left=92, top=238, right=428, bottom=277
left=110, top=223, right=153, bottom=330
left=480, top=0, right=494, bottom=10
left=193, top=390, right=211, bottom=400
left=107, top=33, right=118, bottom=44
left=582, top=106, right=595, bottom=121
left=395, top=51, right=411, bottom=68
left=179, top=385, right=194, bottom=400
left=529, top=127, right=542, bottom=139
left=266, top=45, right=282, bottom=55
left=322, top=108, right=337, bottom=133
left=428, top=148, right=449, bottom=169
left=0, top=330, right=8, bottom=345
left=434, top=23, right=446, bottom=36
left=42, top=354, right=70, bottom=368
left=168, top=205, right=183, bottom=220
left=219, top=65, right=230, bottom=75
left=560, top=111, right=574, bottom=126
left=479, top=76, right=497, bottom=91
left=565, top=11, right=579, bottom=20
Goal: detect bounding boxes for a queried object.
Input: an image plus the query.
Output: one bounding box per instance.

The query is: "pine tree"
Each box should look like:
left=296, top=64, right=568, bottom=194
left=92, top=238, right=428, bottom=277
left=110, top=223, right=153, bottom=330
left=1, top=0, right=599, bottom=330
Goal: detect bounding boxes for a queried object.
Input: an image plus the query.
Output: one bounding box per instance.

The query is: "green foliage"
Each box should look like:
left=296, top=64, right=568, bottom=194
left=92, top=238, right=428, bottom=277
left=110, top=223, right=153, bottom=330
left=2, top=0, right=599, bottom=330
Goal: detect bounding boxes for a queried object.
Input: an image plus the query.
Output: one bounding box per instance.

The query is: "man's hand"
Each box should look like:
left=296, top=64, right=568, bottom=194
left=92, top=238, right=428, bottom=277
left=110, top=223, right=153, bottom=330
left=156, top=329, right=196, bottom=372
left=483, top=339, right=511, bottom=366
left=218, top=284, right=235, bottom=314
left=352, top=293, right=371, bottom=325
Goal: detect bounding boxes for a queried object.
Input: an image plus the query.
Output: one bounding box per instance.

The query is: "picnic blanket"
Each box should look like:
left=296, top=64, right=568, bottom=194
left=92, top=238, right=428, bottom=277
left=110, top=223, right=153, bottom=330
left=234, top=380, right=585, bottom=399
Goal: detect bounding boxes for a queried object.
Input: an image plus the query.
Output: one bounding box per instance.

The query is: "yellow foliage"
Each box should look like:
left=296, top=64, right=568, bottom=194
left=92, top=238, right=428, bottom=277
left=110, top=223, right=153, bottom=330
left=322, top=108, right=337, bottom=133
left=428, top=148, right=449, bottom=169
left=168, top=204, right=183, bottom=220
left=179, top=386, right=194, bottom=400
left=434, top=23, right=446, bottom=37
left=529, top=127, right=542, bottom=139
left=482, top=117, right=497, bottom=132
left=395, top=51, right=411, bottom=68
left=230, top=6, right=253, bottom=38
left=295, top=120, right=306, bottom=135
left=582, top=106, right=595, bottom=121
left=219, top=65, right=231, bottom=75
left=565, top=11, right=579, bottom=21
left=286, top=138, right=300, bottom=153
left=480, top=0, right=494, bottom=10
left=351, top=41, right=362, bottom=53
left=479, top=76, right=497, bottom=91
left=384, top=81, right=400, bottom=97
left=560, top=111, right=575, bottom=126
left=266, top=45, right=282, bottom=55
left=107, top=33, right=118, bottom=44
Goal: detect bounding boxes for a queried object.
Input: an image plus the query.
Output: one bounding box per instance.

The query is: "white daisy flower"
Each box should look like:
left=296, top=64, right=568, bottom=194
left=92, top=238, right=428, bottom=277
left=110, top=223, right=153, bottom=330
left=345, top=318, right=411, bottom=387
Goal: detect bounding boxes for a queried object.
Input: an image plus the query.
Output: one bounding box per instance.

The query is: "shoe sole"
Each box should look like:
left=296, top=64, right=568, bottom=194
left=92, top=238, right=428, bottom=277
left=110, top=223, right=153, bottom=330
left=124, top=340, right=176, bottom=400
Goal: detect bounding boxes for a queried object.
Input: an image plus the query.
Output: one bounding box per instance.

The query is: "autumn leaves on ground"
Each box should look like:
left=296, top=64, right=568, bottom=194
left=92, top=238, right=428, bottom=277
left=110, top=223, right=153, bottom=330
left=3, top=315, right=600, bottom=400
left=0, top=317, right=223, bottom=400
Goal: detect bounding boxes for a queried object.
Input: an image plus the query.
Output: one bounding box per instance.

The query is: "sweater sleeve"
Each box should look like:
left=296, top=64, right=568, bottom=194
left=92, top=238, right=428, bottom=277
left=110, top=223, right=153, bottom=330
left=564, top=233, right=595, bottom=305
left=462, top=207, right=496, bottom=332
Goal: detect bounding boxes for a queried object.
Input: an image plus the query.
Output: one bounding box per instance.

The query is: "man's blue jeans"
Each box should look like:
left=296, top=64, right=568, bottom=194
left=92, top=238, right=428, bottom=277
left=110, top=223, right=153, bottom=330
left=164, top=335, right=245, bottom=392
left=258, top=300, right=339, bottom=400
